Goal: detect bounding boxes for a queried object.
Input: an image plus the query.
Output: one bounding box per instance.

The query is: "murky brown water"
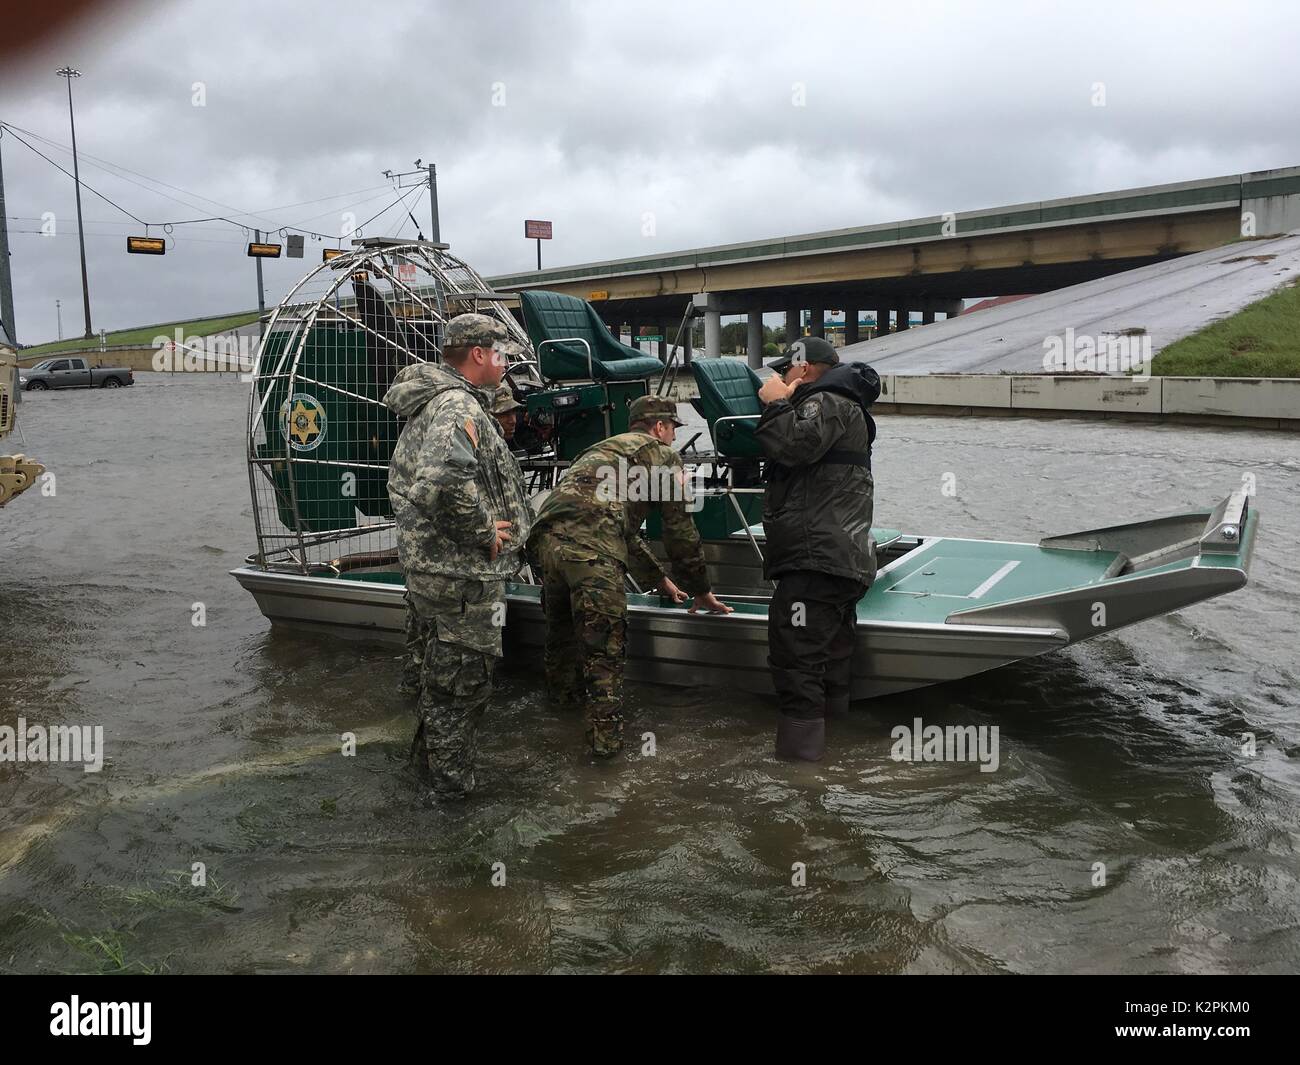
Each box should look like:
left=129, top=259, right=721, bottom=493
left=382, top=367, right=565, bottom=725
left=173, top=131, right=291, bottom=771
left=1, top=375, right=1297, bottom=973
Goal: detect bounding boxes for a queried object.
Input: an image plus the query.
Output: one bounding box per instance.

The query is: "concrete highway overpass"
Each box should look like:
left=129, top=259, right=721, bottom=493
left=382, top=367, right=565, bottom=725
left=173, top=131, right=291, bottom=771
left=838, top=229, right=1300, bottom=373
left=489, top=166, right=1300, bottom=363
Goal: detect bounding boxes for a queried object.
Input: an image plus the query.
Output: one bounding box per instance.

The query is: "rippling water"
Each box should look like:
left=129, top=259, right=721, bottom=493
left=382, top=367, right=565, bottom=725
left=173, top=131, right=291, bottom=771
left=1, top=375, right=1297, bottom=973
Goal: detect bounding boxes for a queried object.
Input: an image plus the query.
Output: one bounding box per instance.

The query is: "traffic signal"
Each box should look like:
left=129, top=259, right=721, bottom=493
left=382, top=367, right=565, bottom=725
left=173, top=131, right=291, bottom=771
left=127, top=236, right=166, bottom=255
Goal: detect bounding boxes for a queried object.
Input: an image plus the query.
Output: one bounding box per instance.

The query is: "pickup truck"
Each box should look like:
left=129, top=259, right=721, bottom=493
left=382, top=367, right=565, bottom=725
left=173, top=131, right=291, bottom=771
left=19, top=356, right=134, bottom=390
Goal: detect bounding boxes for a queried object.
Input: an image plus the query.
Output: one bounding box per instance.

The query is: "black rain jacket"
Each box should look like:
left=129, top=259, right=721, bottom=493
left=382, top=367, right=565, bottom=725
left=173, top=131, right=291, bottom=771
left=754, top=362, right=880, bottom=583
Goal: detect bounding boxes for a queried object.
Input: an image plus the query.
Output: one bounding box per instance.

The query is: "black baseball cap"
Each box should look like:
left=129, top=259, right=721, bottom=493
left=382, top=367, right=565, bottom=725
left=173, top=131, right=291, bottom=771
left=767, top=336, right=840, bottom=374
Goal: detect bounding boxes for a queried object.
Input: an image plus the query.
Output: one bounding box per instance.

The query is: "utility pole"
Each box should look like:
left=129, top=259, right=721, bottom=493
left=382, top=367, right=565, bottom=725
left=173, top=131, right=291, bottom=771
left=56, top=299, right=63, bottom=340
left=56, top=67, right=93, bottom=345
left=254, top=228, right=266, bottom=335
left=0, top=132, right=16, bottom=347
left=427, top=163, right=440, bottom=243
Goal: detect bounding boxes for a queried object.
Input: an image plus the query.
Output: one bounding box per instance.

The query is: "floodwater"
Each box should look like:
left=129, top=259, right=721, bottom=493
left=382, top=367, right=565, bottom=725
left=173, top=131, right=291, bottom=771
left=1, top=374, right=1297, bottom=974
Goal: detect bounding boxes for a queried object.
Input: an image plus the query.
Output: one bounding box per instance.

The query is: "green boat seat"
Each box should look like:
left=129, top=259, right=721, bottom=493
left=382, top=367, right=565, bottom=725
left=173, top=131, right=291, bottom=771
left=519, top=290, right=665, bottom=382
left=690, top=357, right=763, bottom=458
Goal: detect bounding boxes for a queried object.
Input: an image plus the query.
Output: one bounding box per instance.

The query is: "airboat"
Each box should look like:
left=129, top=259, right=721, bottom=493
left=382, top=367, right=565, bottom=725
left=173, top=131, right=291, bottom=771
left=231, top=239, right=1258, bottom=699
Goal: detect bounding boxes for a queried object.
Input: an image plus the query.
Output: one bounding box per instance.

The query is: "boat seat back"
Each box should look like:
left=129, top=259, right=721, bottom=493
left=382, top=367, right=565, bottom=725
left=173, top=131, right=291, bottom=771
left=519, top=290, right=665, bottom=382
left=690, top=358, right=764, bottom=458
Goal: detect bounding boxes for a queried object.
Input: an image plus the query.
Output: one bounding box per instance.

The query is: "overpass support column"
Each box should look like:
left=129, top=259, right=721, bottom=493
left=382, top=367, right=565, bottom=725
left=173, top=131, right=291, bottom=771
left=628, top=316, right=639, bottom=349
left=875, top=307, right=890, bottom=337
left=921, top=299, right=935, bottom=326
left=895, top=303, right=910, bottom=331
left=694, top=292, right=722, bottom=358
left=785, top=305, right=801, bottom=344
left=844, top=305, right=859, bottom=345
left=942, top=299, right=963, bottom=318
left=747, top=302, right=764, bottom=369
left=809, top=305, right=825, bottom=339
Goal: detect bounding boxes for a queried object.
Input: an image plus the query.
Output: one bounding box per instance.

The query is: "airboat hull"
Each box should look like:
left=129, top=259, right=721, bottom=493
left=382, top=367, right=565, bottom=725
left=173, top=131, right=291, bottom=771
left=230, top=564, right=1064, bottom=699
left=231, top=488, right=1257, bottom=701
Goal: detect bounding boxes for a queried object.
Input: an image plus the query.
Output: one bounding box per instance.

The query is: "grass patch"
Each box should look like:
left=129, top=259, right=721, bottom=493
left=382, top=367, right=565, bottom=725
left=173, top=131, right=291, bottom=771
left=17, top=310, right=261, bottom=359
left=17, top=872, right=241, bottom=974
left=1150, top=278, right=1300, bottom=377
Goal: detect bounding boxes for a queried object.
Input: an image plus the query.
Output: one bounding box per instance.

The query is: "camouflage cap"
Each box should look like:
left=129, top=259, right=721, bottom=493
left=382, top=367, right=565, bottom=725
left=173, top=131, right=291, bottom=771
left=491, top=383, right=526, bottom=414
left=768, top=335, right=840, bottom=373
left=628, top=394, right=684, bottom=427
left=444, top=313, right=525, bottom=357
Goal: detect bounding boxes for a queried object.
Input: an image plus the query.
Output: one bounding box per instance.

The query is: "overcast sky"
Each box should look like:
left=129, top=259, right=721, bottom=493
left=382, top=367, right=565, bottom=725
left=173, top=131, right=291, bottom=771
left=2, top=0, right=1298, bottom=344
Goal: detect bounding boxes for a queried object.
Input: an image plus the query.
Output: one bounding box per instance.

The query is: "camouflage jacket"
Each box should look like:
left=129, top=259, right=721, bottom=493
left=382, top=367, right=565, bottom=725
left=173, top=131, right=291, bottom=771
left=530, top=431, right=711, bottom=595
left=383, top=362, right=532, bottom=581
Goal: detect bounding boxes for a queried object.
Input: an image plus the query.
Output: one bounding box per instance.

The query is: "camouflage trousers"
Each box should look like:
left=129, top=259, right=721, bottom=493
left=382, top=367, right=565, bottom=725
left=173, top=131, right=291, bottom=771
left=400, top=594, right=430, bottom=697
left=406, top=573, right=505, bottom=799
left=536, top=536, right=628, bottom=756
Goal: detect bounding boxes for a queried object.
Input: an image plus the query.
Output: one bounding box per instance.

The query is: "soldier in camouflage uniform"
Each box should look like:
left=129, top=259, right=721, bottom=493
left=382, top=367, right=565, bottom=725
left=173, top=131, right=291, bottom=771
left=491, top=382, right=526, bottom=442
left=529, top=395, right=732, bottom=756
left=384, top=313, right=533, bottom=799
left=398, top=385, right=528, bottom=698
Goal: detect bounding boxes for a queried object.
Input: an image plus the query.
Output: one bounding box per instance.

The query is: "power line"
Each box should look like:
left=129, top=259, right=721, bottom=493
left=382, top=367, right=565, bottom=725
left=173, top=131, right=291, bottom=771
left=1, top=121, right=427, bottom=243
left=1, top=124, right=146, bottom=223
left=4, top=120, right=397, bottom=224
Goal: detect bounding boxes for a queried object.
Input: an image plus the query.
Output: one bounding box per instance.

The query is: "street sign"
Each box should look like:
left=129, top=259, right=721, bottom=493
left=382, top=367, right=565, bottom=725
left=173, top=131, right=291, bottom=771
left=637, top=334, right=664, bottom=342
left=247, top=242, right=282, bottom=258
left=286, top=234, right=305, bottom=258
left=127, top=236, right=165, bottom=255
left=524, top=219, right=552, bottom=239
left=323, top=248, right=344, bottom=261
left=588, top=290, right=609, bottom=301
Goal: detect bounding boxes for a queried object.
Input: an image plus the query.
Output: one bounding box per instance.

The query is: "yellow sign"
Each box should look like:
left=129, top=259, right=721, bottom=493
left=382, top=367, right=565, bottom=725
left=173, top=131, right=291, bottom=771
left=588, top=290, right=609, bottom=301
left=247, top=242, right=282, bottom=258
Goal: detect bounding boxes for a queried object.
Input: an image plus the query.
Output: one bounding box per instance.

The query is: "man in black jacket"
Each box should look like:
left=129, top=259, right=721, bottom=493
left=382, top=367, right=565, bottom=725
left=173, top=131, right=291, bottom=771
left=754, top=336, right=880, bottom=761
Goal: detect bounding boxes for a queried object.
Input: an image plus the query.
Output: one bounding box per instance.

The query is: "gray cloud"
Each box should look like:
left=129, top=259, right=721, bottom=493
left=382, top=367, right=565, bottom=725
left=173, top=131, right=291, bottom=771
left=2, top=0, right=1297, bottom=342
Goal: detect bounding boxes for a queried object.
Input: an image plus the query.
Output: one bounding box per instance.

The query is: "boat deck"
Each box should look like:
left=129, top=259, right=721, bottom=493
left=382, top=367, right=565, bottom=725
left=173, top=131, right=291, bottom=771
left=862, top=536, right=1121, bottom=624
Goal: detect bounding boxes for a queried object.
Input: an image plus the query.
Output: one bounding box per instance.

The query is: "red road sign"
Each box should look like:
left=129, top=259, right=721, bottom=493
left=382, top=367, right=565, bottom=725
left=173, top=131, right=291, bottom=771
left=524, top=219, right=553, bottom=240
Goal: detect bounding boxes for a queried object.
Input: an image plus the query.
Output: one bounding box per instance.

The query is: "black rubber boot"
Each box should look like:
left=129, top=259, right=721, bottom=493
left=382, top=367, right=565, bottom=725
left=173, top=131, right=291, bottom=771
left=775, top=715, right=826, bottom=762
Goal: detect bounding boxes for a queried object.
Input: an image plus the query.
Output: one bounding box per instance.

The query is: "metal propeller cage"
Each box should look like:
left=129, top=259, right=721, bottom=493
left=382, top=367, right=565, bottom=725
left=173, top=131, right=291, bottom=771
left=245, top=240, right=539, bottom=575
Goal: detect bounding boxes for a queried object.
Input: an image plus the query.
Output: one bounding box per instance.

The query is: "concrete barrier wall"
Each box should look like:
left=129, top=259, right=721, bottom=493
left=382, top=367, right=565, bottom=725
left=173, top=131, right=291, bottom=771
left=1161, top=377, right=1300, bottom=420
left=890, top=373, right=1011, bottom=407
left=1011, top=375, right=1161, bottom=413
left=881, top=375, right=1299, bottom=427
left=19, top=346, right=245, bottom=373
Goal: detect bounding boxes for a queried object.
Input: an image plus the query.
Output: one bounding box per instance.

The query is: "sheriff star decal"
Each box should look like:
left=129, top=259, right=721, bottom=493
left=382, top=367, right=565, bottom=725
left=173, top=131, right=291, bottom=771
left=279, top=393, right=327, bottom=452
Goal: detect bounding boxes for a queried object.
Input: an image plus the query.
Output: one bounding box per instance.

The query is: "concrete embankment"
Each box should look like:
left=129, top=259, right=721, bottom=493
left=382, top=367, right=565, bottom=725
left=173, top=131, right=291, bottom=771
left=666, top=372, right=1298, bottom=430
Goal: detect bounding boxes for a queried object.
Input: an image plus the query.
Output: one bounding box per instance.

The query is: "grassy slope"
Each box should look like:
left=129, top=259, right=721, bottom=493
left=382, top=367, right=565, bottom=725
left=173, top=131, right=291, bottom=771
left=17, top=311, right=261, bottom=358
left=1150, top=278, right=1300, bottom=377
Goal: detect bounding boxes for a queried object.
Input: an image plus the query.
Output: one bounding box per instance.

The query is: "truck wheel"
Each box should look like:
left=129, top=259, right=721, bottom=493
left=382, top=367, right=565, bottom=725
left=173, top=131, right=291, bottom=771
left=26, top=380, right=48, bottom=391
left=102, top=376, right=124, bottom=388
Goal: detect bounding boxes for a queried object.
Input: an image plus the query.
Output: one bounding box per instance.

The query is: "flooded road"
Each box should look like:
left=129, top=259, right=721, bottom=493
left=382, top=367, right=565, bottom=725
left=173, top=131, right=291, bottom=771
left=2, top=374, right=1297, bottom=974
